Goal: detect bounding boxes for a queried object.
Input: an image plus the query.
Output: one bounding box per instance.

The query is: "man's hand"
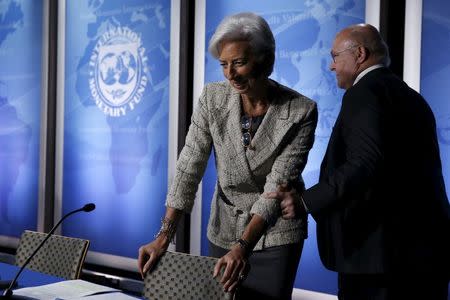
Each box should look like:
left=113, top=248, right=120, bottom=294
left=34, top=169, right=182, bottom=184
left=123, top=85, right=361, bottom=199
left=264, top=185, right=306, bottom=219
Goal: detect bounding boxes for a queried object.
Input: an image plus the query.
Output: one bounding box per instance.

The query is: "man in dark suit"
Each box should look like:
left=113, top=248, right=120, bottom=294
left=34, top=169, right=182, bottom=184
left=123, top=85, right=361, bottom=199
left=266, top=24, right=449, bottom=300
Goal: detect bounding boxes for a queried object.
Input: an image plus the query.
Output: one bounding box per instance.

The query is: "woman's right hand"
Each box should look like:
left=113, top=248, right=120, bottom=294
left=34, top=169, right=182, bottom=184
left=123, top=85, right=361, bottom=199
left=137, top=235, right=170, bottom=279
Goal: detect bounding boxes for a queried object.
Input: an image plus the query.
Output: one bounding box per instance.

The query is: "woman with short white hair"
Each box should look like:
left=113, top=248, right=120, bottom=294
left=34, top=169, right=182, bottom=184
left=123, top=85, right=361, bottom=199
left=138, top=12, right=317, bottom=299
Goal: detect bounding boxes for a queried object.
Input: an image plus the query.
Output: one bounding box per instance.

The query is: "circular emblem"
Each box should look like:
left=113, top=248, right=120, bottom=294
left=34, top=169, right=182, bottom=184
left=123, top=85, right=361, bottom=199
left=89, top=27, right=148, bottom=117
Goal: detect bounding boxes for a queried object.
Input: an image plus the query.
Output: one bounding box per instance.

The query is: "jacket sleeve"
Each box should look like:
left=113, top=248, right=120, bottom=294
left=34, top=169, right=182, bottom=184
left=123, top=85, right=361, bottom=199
left=250, top=100, right=318, bottom=225
left=303, top=87, right=386, bottom=214
left=166, top=86, right=213, bottom=212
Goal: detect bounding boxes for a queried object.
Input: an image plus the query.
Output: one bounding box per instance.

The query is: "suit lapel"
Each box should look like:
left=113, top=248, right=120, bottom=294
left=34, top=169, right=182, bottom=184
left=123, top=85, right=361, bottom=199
left=223, top=88, right=254, bottom=179
left=320, top=109, right=342, bottom=177
left=246, top=94, right=292, bottom=171
left=218, top=83, right=297, bottom=176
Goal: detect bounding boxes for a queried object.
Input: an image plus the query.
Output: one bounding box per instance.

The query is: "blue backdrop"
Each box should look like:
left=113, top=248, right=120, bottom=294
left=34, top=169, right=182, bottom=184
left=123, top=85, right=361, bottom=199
left=62, top=0, right=170, bottom=258
left=420, top=6, right=450, bottom=295
left=421, top=0, right=450, bottom=199
left=200, top=0, right=365, bottom=294
left=0, top=0, right=42, bottom=237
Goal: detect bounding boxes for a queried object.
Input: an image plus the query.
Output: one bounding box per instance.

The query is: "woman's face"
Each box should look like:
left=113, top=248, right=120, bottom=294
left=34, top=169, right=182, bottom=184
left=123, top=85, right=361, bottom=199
left=218, top=40, right=263, bottom=95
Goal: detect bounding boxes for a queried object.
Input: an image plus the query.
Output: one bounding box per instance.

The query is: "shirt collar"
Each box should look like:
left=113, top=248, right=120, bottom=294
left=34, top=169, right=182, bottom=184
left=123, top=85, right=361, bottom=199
left=353, top=64, right=384, bottom=86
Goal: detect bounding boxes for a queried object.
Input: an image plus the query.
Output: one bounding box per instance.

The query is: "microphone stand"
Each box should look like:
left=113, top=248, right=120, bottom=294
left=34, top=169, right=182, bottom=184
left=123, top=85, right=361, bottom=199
left=0, top=203, right=95, bottom=299
left=0, top=282, right=14, bottom=291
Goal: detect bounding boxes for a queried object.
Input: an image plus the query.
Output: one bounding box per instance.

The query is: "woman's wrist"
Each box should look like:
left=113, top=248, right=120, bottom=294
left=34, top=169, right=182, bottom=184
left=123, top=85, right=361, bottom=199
left=155, top=217, right=177, bottom=242
left=154, top=234, right=170, bottom=250
left=234, top=238, right=252, bottom=257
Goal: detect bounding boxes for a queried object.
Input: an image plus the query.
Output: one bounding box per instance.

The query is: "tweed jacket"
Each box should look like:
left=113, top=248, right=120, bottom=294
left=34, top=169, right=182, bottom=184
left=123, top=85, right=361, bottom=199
left=166, top=80, right=317, bottom=251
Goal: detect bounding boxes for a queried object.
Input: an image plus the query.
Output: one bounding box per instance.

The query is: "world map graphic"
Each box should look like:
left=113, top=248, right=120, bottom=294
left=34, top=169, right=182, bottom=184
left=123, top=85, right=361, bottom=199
left=0, top=0, right=30, bottom=224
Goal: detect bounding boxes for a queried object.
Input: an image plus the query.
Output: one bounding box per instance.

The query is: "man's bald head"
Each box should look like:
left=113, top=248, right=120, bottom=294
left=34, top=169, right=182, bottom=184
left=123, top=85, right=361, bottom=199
left=337, top=24, right=391, bottom=66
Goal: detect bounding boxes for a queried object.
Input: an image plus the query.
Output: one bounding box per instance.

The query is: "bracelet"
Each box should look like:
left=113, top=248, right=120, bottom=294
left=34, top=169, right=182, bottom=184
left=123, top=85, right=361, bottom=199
left=155, top=217, right=177, bottom=242
left=235, top=238, right=251, bottom=256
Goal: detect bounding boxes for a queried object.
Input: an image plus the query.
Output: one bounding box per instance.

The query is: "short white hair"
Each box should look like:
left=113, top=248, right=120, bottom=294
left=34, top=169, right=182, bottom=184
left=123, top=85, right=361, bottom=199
left=208, top=12, right=275, bottom=77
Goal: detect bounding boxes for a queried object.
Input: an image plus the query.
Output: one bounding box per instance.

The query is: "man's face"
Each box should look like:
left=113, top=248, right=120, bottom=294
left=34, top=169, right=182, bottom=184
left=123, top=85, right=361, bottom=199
left=329, top=33, right=359, bottom=90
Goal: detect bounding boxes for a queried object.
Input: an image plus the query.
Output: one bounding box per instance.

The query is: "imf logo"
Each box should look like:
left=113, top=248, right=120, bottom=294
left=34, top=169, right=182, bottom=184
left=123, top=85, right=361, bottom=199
left=89, top=27, right=148, bottom=117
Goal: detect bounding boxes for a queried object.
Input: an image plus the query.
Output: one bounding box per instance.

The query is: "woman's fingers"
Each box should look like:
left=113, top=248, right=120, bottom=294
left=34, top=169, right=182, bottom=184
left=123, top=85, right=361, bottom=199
left=214, top=251, right=248, bottom=292
left=143, top=251, right=157, bottom=275
left=220, top=258, right=236, bottom=283
left=213, top=257, right=226, bottom=278
left=137, top=246, right=150, bottom=278
left=225, top=261, right=249, bottom=292
left=227, top=280, right=240, bottom=293
left=222, top=261, right=242, bottom=290
left=137, top=238, right=169, bottom=279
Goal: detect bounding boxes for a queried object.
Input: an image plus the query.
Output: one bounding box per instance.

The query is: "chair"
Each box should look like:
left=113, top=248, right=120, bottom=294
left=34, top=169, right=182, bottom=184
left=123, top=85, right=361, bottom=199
left=15, top=230, right=89, bottom=280
left=143, top=251, right=233, bottom=300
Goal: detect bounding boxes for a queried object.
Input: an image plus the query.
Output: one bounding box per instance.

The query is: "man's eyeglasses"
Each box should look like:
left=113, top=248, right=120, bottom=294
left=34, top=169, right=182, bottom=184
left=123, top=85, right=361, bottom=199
left=241, top=115, right=252, bottom=148
left=330, top=44, right=359, bottom=63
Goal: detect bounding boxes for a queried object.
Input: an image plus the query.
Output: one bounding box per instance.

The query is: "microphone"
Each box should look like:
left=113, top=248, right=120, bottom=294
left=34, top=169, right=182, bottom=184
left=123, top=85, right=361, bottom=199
left=1, top=203, right=95, bottom=299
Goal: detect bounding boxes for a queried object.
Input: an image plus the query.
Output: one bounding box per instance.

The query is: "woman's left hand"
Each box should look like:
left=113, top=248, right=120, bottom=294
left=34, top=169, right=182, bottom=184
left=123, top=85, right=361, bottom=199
left=213, top=244, right=249, bottom=293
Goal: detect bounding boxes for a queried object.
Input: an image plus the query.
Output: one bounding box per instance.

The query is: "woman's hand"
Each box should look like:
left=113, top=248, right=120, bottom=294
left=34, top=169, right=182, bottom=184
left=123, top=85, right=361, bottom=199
left=137, top=235, right=170, bottom=279
left=213, top=244, right=249, bottom=293
left=138, top=208, right=181, bottom=279
left=212, top=214, right=264, bottom=292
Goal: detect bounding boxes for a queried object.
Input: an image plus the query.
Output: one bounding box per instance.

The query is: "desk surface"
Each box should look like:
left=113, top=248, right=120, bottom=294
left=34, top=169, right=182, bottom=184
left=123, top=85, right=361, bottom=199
left=0, top=262, right=63, bottom=290
left=0, top=263, right=142, bottom=299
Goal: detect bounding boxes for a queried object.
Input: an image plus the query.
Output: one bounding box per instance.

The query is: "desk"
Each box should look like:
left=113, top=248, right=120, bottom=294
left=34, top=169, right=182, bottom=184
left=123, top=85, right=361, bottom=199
left=0, top=262, right=63, bottom=290
left=0, top=263, right=142, bottom=299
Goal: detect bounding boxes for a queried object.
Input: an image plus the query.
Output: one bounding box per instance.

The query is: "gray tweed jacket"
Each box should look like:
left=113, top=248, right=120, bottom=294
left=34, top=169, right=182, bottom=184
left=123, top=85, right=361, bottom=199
left=166, top=81, right=317, bottom=250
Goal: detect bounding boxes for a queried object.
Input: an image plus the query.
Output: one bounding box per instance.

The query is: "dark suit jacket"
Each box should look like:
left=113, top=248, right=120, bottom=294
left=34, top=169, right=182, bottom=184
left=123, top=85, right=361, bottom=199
left=303, top=67, right=450, bottom=275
